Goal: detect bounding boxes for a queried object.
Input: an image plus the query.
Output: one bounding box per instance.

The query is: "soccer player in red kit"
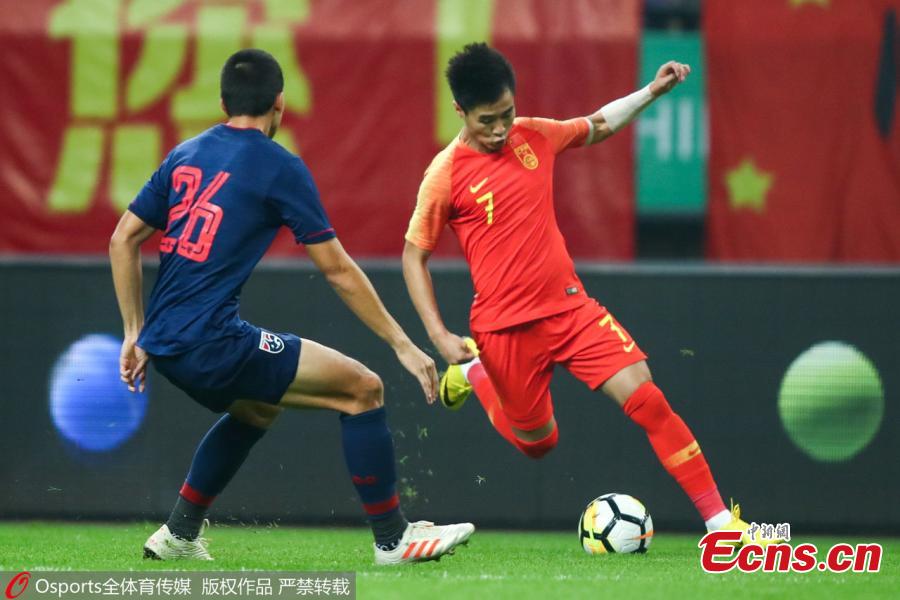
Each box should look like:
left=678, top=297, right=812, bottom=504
left=403, top=43, right=776, bottom=546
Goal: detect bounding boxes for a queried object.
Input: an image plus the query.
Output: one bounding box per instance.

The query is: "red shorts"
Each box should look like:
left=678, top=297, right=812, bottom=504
left=473, top=299, right=647, bottom=430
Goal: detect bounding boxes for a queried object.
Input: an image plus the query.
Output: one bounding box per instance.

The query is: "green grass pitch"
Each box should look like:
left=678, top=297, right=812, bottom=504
left=0, top=522, right=896, bottom=599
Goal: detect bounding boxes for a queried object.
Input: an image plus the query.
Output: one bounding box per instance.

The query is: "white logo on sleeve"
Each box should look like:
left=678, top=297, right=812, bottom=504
left=259, top=331, right=285, bottom=354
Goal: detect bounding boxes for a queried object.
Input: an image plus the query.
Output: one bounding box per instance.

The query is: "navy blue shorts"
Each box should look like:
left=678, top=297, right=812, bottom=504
left=150, top=322, right=302, bottom=413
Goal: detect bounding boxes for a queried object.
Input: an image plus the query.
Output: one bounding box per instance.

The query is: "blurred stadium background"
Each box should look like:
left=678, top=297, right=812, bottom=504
left=0, top=0, right=898, bottom=539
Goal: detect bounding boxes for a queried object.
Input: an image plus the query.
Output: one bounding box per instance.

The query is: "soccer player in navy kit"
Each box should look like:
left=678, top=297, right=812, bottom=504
left=109, top=49, right=474, bottom=565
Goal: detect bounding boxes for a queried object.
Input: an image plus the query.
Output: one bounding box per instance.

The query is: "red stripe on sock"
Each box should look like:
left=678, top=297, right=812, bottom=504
left=179, top=482, right=215, bottom=508
left=690, top=486, right=728, bottom=521
left=363, top=493, right=399, bottom=516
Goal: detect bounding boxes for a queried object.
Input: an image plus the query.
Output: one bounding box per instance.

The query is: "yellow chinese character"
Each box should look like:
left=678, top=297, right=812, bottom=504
left=47, top=0, right=312, bottom=214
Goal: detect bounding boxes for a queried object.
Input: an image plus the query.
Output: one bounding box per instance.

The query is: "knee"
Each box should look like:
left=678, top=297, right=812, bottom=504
left=516, top=427, right=559, bottom=460
left=623, top=382, right=673, bottom=431
left=604, top=361, right=653, bottom=406
left=348, top=368, right=384, bottom=414
left=230, top=403, right=283, bottom=429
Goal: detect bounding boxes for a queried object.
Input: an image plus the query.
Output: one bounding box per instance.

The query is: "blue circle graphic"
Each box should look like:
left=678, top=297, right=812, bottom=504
left=49, top=334, right=148, bottom=452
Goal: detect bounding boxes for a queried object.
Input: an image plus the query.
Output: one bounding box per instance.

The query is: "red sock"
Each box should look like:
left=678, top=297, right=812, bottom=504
left=516, top=426, right=559, bottom=459
left=623, top=382, right=726, bottom=521
left=468, top=362, right=520, bottom=448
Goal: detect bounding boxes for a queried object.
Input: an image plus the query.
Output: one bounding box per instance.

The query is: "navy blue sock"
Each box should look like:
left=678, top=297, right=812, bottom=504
left=167, top=414, right=266, bottom=539
left=340, top=407, right=408, bottom=547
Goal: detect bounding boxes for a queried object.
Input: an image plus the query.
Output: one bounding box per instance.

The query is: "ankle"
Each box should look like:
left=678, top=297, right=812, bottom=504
left=459, top=357, right=482, bottom=380
left=704, top=509, right=733, bottom=532
left=372, top=509, right=408, bottom=548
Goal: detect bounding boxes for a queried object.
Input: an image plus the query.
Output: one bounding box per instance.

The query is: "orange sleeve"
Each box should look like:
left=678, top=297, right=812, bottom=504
left=405, top=145, right=454, bottom=251
left=515, top=117, right=592, bottom=154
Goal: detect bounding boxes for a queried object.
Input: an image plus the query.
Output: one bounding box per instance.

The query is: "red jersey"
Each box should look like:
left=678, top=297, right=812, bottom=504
left=406, top=117, right=594, bottom=332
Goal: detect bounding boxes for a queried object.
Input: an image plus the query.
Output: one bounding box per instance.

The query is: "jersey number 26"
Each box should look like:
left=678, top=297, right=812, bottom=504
left=160, top=166, right=229, bottom=263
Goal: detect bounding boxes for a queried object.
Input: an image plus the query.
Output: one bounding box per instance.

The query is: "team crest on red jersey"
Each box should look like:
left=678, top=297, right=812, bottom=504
left=511, top=136, right=539, bottom=170
left=259, top=331, right=285, bottom=354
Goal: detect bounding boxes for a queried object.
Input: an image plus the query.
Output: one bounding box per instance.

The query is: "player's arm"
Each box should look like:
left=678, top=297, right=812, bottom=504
left=306, top=237, right=438, bottom=403
left=586, top=60, right=691, bottom=145
left=401, top=151, right=472, bottom=364
left=109, top=210, right=157, bottom=392
left=401, top=241, right=476, bottom=365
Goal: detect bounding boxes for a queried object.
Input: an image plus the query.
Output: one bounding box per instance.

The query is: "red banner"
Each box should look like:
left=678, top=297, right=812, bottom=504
left=705, top=0, right=900, bottom=262
left=0, top=0, right=639, bottom=258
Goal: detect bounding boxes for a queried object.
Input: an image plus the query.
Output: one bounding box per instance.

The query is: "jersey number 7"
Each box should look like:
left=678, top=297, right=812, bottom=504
left=160, top=166, right=230, bottom=263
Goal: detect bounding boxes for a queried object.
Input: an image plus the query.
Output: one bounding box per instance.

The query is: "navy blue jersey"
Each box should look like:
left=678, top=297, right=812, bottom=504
left=129, top=124, right=335, bottom=355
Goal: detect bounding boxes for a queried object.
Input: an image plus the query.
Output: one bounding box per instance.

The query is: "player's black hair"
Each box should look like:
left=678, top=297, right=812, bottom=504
left=446, top=43, right=516, bottom=112
left=220, top=49, right=284, bottom=117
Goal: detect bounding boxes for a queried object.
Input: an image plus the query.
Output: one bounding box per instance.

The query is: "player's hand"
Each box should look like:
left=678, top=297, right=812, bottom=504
left=394, top=340, right=439, bottom=404
left=433, top=331, right=477, bottom=365
left=649, top=61, right=690, bottom=97
left=120, top=337, right=149, bottom=393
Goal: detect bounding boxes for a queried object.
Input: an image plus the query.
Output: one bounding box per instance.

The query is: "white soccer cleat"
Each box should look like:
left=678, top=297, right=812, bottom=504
left=143, top=519, right=213, bottom=560
left=374, top=520, right=475, bottom=565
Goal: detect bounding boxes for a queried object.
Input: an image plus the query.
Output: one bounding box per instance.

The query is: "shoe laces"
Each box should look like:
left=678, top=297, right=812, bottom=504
left=729, top=499, right=742, bottom=521
left=181, top=519, right=211, bottom=558
left=184, top=538, right=211, bottom=558
left=406, top=521, right=438, bottom=540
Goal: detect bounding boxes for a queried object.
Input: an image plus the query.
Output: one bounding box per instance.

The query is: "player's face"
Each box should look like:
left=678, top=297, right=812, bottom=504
left=460, top=88, right=516, bottom=153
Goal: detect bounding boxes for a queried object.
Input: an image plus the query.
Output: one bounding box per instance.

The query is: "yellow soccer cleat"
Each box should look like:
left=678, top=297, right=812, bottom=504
left=438, top=337, right=480, bottom=411
left=719, top=501, right=784, bottom=548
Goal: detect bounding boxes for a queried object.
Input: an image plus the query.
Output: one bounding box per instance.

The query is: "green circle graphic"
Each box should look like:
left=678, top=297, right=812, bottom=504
left=778, top=341, right=884, bottom=462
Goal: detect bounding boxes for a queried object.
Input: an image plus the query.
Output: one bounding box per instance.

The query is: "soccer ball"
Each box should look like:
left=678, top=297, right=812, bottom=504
left=579, top=493, right=654, bottom=554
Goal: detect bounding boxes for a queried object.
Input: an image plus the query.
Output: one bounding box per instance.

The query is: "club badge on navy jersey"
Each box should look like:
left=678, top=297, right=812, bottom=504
left=259, top=331, right=285, bottom=354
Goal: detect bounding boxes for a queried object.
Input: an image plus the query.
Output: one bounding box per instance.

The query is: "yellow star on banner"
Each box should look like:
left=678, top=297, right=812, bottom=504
left=725, top=159, right=773, bottom=212
left=789, top=0, right=829, bottom=8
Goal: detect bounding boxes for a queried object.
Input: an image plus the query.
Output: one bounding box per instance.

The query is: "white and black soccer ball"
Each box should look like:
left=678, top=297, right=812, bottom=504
left=579, top=493, right=654, bottom=554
